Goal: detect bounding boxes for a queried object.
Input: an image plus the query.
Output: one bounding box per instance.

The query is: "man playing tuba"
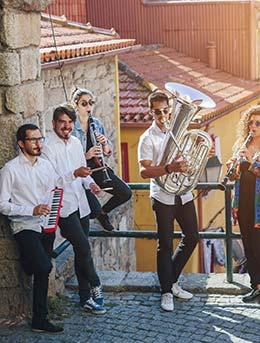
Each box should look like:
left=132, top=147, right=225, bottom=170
left=138, top=91, right=199, bottom=312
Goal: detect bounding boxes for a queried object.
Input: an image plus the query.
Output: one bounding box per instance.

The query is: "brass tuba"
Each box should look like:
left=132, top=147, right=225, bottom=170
left=155, top=82, right=216, bottom=195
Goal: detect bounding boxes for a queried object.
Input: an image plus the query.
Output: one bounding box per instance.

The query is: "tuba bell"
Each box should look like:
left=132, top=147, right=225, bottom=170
left=155, top=82, right=216, bottom=195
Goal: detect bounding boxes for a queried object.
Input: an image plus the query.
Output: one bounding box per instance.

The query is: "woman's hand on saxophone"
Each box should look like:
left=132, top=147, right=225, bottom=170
left=238, top=147, right=253, bottom=163
left=225, top=158, right=240, bottom=181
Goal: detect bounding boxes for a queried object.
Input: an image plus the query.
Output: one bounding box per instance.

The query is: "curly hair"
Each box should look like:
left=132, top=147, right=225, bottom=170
left=233, top=105, right=260, bottom=153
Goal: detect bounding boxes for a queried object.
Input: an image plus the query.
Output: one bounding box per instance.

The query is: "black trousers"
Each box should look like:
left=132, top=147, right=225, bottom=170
left=152, top=197, right=199, bottom=294
left=238, top=166, right=260, bottom=289
left=58, top=211, right=100, bottom=303
left=14, top=230, right=55, bottom=325
left=91, top=167, right=132, bottom=214
left=85, top=189, right=102, bottom=219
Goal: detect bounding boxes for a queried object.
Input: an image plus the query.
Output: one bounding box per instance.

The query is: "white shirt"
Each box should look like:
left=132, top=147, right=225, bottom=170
left=138, top=121, right=193, bottom=205
left=0, top=153, right=56, bottom=234
left=42, top=132, right=94, bottom=218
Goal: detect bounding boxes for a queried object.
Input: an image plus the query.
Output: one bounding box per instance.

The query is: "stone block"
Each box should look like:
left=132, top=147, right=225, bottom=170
left=5, top=81, right=44, bottom=116
left=0, top=215, right=13, bottom=239
left=0, top=239, right=19, bottom=260
left=0, top=52, right=20, bottom=86
left=2, top=11, right=40, bottom=48
left=0, top=261, right=22, bottom=287
left=0, top=114, right=24, bottom=168
left=20, top=47, right=40, bottom=81
left=0, top=286, right=31, bottom=318
left=3, top=0, right=52, bottom=12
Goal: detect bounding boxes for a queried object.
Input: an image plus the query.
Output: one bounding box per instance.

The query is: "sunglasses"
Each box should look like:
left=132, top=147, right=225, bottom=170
left=79, top=99, right=95, bottom=107
left=151, top=108, right=169, bottom=116
left=25, top=137, right=45, bottom=144
left=248, top=120, right=260, bottom=127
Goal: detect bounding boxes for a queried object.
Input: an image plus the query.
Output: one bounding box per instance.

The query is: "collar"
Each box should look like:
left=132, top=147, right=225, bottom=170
left=19, top=152, right=40, bottom=166
left=152, top=120, right=166, bottom=135
left=74, top=117, right=84, bottom=133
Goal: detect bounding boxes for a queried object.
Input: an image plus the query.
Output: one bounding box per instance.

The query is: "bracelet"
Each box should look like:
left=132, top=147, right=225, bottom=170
left=164, top=164, right=171, bottom=174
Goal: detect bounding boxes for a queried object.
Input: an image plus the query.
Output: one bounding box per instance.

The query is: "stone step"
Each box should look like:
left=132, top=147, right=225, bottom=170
left=65, top=271, right=251, bottom=295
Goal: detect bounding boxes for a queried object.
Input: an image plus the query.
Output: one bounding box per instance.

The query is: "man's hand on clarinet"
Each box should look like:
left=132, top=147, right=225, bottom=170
left=74, top=166, right=92, bottom=178
left=33, top=204, right=50, bottom=216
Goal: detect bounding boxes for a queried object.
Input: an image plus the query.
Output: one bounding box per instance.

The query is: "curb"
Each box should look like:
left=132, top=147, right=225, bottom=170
left=66, top=271, right=251, bottom=295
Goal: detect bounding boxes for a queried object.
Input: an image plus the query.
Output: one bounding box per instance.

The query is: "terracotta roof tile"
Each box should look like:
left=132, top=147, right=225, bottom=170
left=40, top=14, right=135, bottom=64
left=119, top=47, right=260, bottom=127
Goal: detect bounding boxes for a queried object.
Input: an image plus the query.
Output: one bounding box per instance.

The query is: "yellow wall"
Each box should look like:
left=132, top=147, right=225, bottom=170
left=121, top=98, right=260, bottom=272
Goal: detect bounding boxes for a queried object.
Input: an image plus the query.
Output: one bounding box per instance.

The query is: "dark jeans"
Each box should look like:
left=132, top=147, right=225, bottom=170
left=152, top=197, right=199, bottom=294
left=85, top=189, right=102, bottom=219
left=91, top=167, right=132, bottom=214
left=14, top=230, right=55, bottom=325
left=58, top=211, right=100, bottom=303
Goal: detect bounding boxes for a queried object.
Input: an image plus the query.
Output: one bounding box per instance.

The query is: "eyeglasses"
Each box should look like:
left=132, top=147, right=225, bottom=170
left=151, top=108, right=170, bottom=116
left=248, top=120, right=260, bottom=127
left=79, top=100, right=95, bottom=107
left=25, top=137, right=45, bottom=144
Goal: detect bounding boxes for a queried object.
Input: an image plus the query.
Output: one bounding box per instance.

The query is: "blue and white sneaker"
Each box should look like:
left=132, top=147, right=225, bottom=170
left=91, top=285, right=104, bottom=306
left=82, top=297, right=106, bottom=315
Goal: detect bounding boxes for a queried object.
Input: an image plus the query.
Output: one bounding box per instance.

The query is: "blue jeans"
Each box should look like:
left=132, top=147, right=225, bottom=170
left=152, top=197, right=199, bottom=294
left=58, top=211, right=100, bottom=303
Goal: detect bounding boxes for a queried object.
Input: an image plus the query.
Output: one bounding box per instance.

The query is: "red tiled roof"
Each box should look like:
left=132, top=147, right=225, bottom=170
left=40, top=14, right=136, bottom=64
left=119, top=47, right=260, bottom=128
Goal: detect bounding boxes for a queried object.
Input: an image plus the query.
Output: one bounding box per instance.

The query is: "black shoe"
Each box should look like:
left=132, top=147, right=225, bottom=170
left=97, top=213, right=114, bottom=231
left=242, top=288, right=260, bottom=303
left=31, top=320, right=64, bottom=333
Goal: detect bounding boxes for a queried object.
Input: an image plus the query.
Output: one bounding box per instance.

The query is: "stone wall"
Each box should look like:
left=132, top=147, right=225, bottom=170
left=0, top=0, right=51, bottom=320
left=41, top=57, right=136, bottom=273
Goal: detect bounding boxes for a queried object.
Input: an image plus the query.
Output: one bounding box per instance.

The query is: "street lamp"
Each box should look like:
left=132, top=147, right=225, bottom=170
left=199, top=155, right=222, bottom=183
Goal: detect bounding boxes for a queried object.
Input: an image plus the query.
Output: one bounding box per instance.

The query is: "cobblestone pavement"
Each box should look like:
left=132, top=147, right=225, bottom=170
left=0, top=291, right=259, bottom=343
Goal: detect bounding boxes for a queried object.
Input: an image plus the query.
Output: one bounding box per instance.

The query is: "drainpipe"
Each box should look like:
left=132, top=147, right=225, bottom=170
left=207, top=41, right=217, bottom=69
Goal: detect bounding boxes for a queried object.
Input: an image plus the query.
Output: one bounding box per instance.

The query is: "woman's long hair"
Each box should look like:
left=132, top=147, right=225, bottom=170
left=232, top=105, right=260, bottom=153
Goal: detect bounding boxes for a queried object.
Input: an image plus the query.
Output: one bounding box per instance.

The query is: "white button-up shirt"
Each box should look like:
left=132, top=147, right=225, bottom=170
left=0, top=153, right=56, bottom=234
left=42, top=131, right=94, bottom=218
left=138, top=121, right=193, bottom=205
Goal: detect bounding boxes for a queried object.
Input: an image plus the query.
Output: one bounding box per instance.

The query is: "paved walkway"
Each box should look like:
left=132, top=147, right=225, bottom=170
left=1, top=289, right=259, bottom=343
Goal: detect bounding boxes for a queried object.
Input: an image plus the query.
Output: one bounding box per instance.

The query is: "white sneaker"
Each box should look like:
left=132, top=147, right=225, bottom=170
left=161, top=293, right=174, bottom=311
left=172, top=282, right=193, bottom=300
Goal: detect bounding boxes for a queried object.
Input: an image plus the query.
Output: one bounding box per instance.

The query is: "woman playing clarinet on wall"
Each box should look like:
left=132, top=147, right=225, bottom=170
left=71, top=88, right=132, bottom=232
left=227, top=105, right=260, bottom=303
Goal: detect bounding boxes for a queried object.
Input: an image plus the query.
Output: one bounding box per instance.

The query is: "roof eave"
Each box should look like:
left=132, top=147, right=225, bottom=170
left=41, top=44, right=142, bottom=70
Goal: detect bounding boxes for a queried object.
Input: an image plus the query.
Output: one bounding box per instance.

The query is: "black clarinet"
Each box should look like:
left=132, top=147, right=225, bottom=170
left=88, top=115, right=112, bottom=186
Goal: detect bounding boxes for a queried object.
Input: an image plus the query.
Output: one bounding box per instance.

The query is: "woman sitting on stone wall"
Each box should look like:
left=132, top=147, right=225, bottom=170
left=71, top=87, right=132, bottom=232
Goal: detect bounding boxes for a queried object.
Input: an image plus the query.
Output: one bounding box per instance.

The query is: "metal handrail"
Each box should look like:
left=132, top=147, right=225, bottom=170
left=52, top=182, right=237, bottom=283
